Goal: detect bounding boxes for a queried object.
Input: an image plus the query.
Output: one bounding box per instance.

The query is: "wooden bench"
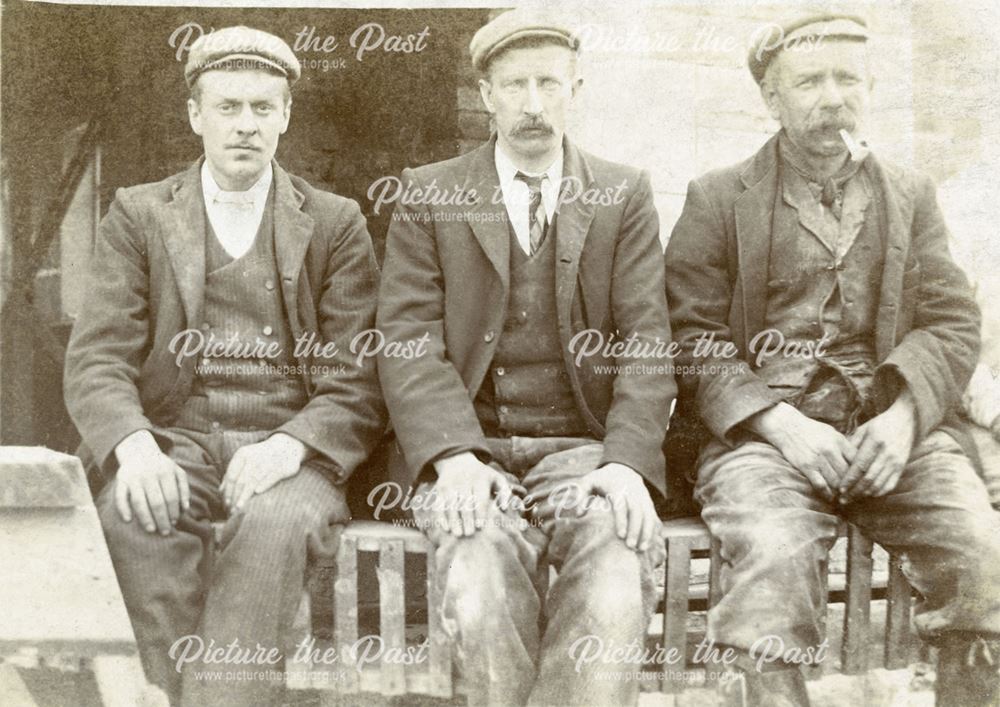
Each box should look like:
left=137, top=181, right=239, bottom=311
left=285, top=517, right=916, bottom=702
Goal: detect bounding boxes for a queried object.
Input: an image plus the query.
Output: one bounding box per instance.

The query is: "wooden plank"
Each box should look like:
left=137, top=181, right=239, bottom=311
left=345, top=520, right=431, bottom=552
left=334, top=535, right=359, bottom=694
left=377, top=539, right=407, bottom=695
left=841, top=526, right=873, bottom=674
left=92, top=654, right=169, bottom=707
left=660, top=539, right=691, bottom=694
left=661, top=517, right=712, bottom=549
left=708, top=536, right=723, bottom=608
left=884, top=553, right=913, bottom=669
left=425, top=544, right=453, bottom=697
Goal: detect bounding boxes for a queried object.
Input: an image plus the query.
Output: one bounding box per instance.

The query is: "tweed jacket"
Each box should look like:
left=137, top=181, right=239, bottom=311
left=376, top=136, right=676, bottom=496
left=665, top=133, right=981, bottom=452
left=64, top=160, right=386, bottom=483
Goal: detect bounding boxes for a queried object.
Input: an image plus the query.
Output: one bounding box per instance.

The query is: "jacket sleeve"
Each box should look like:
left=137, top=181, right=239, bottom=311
left=64, top=190, right=156, bottom=472
left=665, top=178, right=783, bottom=443
left=375, top=168, right=491, bottom=484
left=598, top=170, right=677, bottom=491
left=872, top=174, right=981, bottom=439
left=276, top=197, right=388, bottom=482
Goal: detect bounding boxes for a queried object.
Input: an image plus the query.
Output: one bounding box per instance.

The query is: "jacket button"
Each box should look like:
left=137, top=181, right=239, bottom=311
left=265, top=279, right=276, bottom=291
left=201, top=322, right=211, bottom=331
left=211, top=421, right=220, bottom=430
left=495, top=367, right=505, bottom=376
left=499, top=405, right=509, bottom=415
left=484, top=330, right=495, bottom=343
left=263, top=325, right=274, bottom=336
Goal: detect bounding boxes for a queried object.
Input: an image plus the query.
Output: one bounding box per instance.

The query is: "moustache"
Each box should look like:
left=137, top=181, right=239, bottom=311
left=808, top=113, right=856, bottom=133
left=512, top=121, right=554, bottom=137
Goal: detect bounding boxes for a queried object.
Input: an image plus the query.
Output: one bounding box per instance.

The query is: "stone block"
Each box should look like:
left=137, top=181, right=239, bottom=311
left=0, top=447, right=89, bottom=508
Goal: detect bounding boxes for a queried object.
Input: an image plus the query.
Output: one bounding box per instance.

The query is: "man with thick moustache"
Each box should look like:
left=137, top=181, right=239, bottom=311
left=376, top=9, right=674, bottom=706
left=665, top=13, right=1000, bottom=706
left=63, top=27, right=385, bottom=706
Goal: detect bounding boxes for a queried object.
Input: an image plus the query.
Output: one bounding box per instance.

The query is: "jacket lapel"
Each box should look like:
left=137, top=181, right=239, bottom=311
left=161, top=161, right=207, bottom=329
left=465, top=140, right=511, bottom=293
left=555, top=138, right=597, bottom=329
left=866, top=156, right=915, bottom=358
left=271, top=162, right=315, bottom=335
left=734, top=134, right=780, bottom=349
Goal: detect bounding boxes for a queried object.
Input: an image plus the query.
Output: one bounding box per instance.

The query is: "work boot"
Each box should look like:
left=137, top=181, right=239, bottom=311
left=718, top=667, right=811, bottom=707
left=936, top=633, right=1000, bottom=706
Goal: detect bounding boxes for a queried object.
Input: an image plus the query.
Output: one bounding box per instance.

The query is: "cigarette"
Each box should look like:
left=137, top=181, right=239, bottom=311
left=839, top=129, right=870, bottom=161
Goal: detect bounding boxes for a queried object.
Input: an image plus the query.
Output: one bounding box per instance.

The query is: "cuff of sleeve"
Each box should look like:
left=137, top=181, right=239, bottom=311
left=273, top=421, right=347, bottom=482
left=418, top=444, right=494, bottom=483
left=873, top=360, right=938, bottom=440
left=95, top=417, right=157, bottom=473
left=600, top=444, right=665, bottom=498
left=269, top=429, right=320, bottom=463
left=309, top=456, right=347, bottom=485
left=702, top=386, right=785, bottom=445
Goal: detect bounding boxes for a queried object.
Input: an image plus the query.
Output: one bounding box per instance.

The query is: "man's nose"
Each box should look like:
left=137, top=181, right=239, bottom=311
left=817, top=76, right=846, bottom=108
left=523, top=79, right=544, bottom=116
left=235, top=105, right=258, bottom=134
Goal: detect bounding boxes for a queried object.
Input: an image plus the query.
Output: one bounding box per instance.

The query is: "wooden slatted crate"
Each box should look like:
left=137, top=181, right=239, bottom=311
left=287, top=516, right=916, bottom=702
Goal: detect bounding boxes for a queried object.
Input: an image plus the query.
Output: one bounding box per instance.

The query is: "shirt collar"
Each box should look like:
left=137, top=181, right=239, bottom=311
left=201, top=160, right=273, bottom=206
left=494, top=141, right=563, bottom=191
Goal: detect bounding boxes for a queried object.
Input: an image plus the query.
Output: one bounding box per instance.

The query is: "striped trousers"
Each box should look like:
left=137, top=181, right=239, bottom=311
left=95, top=426, right=349, bottom=707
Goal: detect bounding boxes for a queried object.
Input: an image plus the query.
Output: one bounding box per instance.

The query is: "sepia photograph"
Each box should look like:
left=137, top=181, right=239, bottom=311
left=1, top=0, right=999, bottom=705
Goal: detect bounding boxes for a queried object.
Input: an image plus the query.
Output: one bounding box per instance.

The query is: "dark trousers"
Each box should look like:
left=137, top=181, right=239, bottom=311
left=96, top=426, right=349, bottom=707
left=415, top=437, right=665, bottom=707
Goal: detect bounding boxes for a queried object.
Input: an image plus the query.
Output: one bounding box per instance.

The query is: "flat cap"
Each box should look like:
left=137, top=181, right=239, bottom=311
left=185, top=26, right=301, bottom=87
left=748, top=13, right=869, bottom=84
left=470, top=9, right=579, bottom=72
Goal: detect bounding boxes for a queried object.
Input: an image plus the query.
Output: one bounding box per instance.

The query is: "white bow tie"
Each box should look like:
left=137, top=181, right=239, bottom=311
left=213, top=192, right=255, bottom=209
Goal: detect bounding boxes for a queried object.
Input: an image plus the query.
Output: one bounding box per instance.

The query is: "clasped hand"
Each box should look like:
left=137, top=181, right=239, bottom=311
left=750, top=393, right=917, bottom=504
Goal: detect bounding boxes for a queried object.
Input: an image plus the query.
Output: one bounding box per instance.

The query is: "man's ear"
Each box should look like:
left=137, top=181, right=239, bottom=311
left=478, top=78, right=495, bottom=113
left=760, top=84, right=781, bottom=122
left=280, top=100, right=292, bottom=135
left=187, top=97, right=203, bottom=136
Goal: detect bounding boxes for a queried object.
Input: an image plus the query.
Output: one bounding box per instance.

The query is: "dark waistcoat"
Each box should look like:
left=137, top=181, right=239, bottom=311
left=474, top=218, right=588, bottom=437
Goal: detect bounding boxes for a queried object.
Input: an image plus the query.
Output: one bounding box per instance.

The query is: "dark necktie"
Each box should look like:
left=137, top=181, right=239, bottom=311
left=515, top=172, right=547, bottom=254
left=820, top=178, right=844, bottom=220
